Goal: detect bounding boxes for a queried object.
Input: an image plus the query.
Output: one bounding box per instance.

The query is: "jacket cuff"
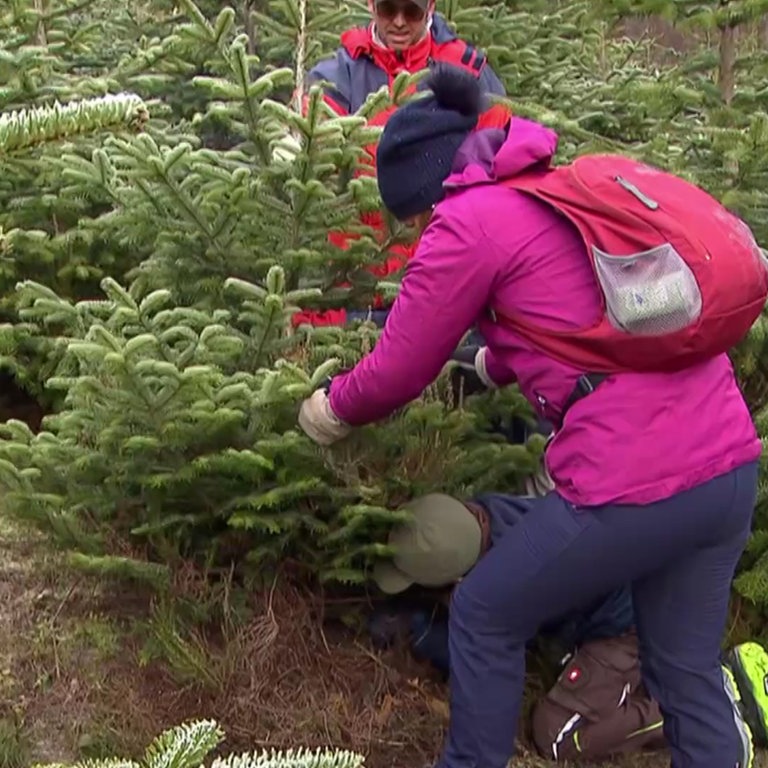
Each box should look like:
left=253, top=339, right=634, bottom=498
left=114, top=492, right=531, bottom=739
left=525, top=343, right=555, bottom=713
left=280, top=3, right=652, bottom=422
left=474, top=346, right=498, bottom=389
left=324, top=390, right=348, bottom=427
left=327, top=379, right=354, bottom=426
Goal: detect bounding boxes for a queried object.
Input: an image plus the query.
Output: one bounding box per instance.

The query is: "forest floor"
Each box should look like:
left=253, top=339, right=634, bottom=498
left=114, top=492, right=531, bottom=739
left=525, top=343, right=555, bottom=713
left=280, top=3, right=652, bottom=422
left=4, top=513, right=767, bottom=768
left=0, top=375, right=764, bottom=768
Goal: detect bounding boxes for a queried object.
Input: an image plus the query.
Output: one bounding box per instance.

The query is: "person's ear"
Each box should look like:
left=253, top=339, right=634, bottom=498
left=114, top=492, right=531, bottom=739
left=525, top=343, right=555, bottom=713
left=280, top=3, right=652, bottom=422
left=406, top=206, right=434, bottom=234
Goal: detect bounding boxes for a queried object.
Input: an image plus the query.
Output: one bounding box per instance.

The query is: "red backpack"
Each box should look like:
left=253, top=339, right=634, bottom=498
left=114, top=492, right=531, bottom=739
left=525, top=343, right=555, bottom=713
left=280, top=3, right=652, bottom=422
left=495, top=154, right=768, bottom=374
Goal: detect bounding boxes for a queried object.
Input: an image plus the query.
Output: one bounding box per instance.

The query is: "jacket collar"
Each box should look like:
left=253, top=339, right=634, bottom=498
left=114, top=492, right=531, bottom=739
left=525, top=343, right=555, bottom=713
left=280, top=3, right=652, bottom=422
left=341, top=13, right=456, bottom=74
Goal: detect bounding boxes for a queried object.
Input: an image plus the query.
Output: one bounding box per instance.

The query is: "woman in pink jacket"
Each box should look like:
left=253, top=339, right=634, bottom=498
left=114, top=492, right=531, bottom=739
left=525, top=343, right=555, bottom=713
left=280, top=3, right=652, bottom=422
left=298, top=64, right=762, bottom=768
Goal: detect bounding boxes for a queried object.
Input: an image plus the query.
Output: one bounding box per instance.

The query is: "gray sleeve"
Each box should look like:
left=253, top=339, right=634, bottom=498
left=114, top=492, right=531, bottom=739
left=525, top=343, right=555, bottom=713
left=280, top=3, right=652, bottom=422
left=306, top=51, right=352, bottom=113
left=479, top=63, right=506, bottom=97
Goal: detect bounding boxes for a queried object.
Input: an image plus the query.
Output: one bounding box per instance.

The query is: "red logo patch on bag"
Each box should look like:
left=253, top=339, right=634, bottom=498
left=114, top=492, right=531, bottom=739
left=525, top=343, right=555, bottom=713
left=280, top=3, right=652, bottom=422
left=567, top=667, right=582, bottom=684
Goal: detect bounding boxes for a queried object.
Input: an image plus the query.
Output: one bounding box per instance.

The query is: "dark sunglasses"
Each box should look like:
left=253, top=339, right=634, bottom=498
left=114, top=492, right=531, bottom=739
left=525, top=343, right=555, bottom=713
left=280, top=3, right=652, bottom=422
left=375, top=0, right=426, bottom=22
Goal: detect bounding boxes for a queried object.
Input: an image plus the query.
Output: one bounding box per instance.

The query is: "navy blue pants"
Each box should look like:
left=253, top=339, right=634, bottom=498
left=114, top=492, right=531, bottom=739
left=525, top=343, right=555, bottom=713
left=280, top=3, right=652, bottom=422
left=409, top=580, right=634, bottom=677
left=437, top=463, right=758, bottom=768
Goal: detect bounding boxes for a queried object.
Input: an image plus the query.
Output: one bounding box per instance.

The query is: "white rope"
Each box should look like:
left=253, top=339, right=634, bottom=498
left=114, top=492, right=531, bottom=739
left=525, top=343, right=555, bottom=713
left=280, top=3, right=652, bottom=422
left=294, top=0, right=308, bottom=111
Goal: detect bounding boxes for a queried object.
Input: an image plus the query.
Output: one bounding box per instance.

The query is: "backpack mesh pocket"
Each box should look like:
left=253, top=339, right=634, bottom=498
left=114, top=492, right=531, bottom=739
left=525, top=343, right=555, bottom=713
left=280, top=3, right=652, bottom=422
left=592, top=243, right=702, bottom=335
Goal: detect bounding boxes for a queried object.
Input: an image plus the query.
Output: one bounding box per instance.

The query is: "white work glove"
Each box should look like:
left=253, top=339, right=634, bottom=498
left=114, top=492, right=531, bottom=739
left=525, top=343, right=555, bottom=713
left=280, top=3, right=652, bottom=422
left=449, top=345, right=497, bottom=400
left=525, top=432, right=555, bottom=497
left=525, top=460, right=555, bottom=496
left=298, top=389, right=351, bottom=446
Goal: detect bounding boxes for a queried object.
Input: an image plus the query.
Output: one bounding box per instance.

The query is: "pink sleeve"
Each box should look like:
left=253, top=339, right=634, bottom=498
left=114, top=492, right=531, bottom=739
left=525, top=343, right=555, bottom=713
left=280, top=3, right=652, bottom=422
left=328, top=198, right=501, bottom=426
left=484, top=347, right=517, bottom=387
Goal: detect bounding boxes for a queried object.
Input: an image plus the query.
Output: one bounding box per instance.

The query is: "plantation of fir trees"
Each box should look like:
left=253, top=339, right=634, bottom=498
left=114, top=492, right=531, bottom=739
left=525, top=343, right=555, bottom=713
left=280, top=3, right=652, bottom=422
left=3, top=1, right=768, bottom=767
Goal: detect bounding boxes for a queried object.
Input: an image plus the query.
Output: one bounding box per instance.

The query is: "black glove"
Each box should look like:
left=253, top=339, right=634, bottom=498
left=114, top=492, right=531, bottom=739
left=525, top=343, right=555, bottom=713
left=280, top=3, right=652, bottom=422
left=367, top=607, right=413, bottom=650
left=449, top=345, right=490, bottom=400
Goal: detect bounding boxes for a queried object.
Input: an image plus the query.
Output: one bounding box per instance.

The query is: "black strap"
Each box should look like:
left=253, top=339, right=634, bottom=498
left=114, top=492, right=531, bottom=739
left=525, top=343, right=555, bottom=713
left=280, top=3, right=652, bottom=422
left=559, top=373, right=607, bottom=426
left=471, top=51, right=486, bottom=71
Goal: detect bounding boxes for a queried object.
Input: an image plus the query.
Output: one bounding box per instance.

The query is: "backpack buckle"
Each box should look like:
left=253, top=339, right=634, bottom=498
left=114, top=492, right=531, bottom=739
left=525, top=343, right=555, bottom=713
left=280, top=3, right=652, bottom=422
left=559, top=373, right=608, bottom=427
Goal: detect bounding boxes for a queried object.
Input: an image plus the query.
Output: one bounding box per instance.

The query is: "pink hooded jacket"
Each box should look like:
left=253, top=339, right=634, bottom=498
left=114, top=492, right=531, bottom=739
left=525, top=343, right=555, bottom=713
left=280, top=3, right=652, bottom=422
left=328, top=117, right=762, bottom=507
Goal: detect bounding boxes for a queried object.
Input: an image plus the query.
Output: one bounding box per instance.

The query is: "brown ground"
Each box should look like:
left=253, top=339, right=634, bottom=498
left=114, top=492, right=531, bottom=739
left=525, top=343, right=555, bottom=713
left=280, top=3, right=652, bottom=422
left=0, top=373, right=46, bottom=432
left=3, top=516, right=767, bottom=768
left=0, top=374, right=763, bottom=768
left=0, top=511, right=448, bottom=767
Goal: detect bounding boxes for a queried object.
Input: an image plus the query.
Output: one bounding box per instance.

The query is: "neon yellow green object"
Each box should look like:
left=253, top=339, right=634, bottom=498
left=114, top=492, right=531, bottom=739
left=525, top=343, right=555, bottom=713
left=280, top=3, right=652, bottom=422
left=722, top=662, right=755, bottom=768
left=728, top=642, right=768, bottom=747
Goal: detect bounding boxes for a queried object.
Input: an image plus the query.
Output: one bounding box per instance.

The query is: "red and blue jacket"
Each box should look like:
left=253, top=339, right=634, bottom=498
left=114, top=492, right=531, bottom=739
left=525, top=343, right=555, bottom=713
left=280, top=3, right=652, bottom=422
left=292, top=15, right=506, bottom=328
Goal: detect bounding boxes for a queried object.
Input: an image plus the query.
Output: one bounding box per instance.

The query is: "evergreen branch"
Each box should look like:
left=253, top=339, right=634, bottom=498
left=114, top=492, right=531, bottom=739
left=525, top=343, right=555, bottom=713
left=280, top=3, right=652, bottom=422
left=212, top=749, right=366, bottom=768
left=67, top=553, right=171, bottom=589
left=144, top=720, right=224, bottom=768
left=34, top=721, right=365, bottom=768
left=0, top=93, right=148, bottom=154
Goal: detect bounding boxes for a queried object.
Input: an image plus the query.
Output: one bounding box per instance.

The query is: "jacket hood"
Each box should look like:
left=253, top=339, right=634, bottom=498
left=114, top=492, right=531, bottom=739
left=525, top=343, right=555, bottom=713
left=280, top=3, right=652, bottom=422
left=443, top=117, right=558, bottom=191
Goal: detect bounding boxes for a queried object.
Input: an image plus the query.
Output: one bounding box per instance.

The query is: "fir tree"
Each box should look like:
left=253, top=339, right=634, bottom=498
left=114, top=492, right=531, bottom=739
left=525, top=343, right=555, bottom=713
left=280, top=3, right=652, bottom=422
left=2, top=0, right=768, bottom=604
left=0, top=2, right=543, bottom=582
left=590, top=0, right=768, bottom=607
left=0, top=270, right=535, bottom=583
left=0, top=0, right=155, bottom=400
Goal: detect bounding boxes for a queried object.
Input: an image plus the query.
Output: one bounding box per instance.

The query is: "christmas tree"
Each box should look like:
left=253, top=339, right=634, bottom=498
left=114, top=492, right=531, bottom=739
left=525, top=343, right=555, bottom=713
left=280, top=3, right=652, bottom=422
left=0, top=0, right=540, bottom=588
left=0, top=0, right=767, bottom=607
left=587, top=0, right=768, bottom=617
left=0, top=0, right=153, bottom=401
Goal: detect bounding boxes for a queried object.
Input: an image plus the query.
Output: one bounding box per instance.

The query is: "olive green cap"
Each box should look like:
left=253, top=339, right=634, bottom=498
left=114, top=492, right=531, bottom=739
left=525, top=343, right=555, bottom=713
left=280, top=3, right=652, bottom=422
left=373, top=493, right=482, bottom=594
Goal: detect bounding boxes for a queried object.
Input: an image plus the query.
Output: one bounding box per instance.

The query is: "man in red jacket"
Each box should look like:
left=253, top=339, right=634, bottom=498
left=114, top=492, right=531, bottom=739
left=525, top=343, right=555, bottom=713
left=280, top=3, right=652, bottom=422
left=292, top=0, right=505, bottom=328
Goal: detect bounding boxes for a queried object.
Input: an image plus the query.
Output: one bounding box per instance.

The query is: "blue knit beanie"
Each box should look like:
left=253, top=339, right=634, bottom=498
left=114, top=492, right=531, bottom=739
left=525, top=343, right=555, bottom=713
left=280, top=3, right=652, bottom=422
left=376, top=63, right=487, bottom=221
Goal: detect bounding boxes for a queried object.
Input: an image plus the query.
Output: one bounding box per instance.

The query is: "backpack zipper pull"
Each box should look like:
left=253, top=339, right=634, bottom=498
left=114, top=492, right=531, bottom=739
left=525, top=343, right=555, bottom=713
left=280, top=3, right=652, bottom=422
left=615, top=176, right=659, bottom=210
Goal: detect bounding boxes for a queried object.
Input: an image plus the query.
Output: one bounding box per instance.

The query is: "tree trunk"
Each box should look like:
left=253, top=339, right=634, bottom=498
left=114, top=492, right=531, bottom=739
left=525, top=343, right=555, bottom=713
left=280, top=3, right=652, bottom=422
left=33, top=0, right=47, bottom=46
left=719, top=22, right=736, bottom=105
left=759, top=15, right=768, bottom=48
left=243, top=0, right=256, bottom=56
left=294, top=0, right=308, bottom=111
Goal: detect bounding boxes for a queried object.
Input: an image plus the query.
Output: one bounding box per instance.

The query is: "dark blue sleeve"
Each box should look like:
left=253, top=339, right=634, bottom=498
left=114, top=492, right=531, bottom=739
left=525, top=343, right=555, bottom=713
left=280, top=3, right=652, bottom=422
left=471, top=493, right=533, bottom=541
left=479, top=64, right=506, bottom=97
left=307, top=51, right=352, bottom=113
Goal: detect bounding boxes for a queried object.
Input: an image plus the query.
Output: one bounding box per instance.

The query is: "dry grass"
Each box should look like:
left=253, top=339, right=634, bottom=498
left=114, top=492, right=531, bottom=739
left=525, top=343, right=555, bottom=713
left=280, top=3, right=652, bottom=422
left=2, top=515, right=768, bottom=768
left=0, top=515, right=448, bottom=767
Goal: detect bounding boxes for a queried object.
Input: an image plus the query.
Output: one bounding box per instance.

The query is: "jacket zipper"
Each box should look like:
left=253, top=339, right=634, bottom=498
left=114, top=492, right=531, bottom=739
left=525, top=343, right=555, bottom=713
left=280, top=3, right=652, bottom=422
left=613, top=173, right=710, bottom=260
left=615, top=176, right=658, bottom=210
